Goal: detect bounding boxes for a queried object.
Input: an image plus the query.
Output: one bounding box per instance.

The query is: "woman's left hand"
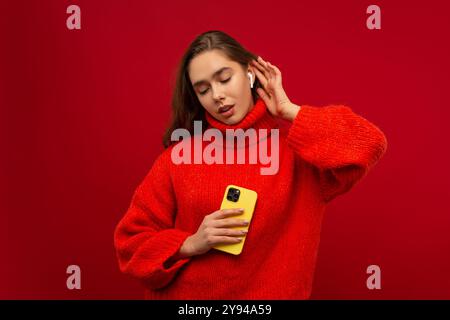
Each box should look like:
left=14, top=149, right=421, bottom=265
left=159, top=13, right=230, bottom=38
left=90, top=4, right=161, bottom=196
left=251, top=56, right=300, bottom=121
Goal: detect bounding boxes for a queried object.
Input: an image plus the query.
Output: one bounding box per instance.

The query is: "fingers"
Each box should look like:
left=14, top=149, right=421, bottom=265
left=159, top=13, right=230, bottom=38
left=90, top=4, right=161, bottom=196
left=205, top=227, right=248, bottom=245
left=197, top=209, right=249, bottom=250
left=212, top=218, right=249, bottom=228
left=253, top=67, right=268, bottom=89
left=257, top=56, right=270, bottom=69
left=266, top=61, right=279, bottom=77
left=214, top=208, right=245, bottom=219
left=252, top=58, right=270, bottom=79
left=208, top=227, right=248, bottom=237
left=256, top=86, right=269, bottom=98
left=251, top=57, right=282, bottom=94
left=254, top=57, right=281, bottom=78
left=208, top=236, right=243, bottom=245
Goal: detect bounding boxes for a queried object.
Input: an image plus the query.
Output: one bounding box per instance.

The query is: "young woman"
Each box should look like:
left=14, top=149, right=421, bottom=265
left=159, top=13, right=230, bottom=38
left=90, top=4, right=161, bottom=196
left=114, top=30, right=388, bottom=299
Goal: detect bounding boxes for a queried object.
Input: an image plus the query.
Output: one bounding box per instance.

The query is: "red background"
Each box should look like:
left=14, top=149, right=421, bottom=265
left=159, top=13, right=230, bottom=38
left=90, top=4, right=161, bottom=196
left=1, top=0, right=449, bottom=299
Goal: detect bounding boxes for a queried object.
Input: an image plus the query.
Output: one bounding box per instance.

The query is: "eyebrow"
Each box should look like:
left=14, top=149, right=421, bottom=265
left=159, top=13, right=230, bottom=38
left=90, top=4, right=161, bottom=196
left=192, top=67, right=232, bottom=88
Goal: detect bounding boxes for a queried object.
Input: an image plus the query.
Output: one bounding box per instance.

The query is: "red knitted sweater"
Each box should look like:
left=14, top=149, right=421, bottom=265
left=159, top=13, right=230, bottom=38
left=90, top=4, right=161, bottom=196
left=114, top=97, right=387, bottom=299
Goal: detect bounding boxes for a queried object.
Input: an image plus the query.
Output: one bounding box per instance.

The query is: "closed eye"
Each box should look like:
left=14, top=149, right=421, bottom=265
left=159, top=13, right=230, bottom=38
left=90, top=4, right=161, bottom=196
left=199, top=77, right=232, bottom=95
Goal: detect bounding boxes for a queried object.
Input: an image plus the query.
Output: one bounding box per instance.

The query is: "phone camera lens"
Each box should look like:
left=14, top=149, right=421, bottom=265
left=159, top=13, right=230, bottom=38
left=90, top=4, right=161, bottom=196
left=227, top=188, right=240, bottom=202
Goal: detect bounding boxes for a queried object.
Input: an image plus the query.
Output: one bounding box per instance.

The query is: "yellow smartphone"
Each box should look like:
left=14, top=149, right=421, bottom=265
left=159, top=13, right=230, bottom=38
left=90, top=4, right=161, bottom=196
left=213, top=185, right=258, bottom=255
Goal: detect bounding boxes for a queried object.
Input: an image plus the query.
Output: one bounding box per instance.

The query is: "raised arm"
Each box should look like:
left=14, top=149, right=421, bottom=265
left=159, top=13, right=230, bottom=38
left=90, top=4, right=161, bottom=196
left=286, top=104, right=387, bottom=203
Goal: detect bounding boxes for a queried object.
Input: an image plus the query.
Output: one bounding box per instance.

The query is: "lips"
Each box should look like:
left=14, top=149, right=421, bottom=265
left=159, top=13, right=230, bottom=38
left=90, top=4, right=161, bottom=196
left=218, top=104, right=234, bottom=113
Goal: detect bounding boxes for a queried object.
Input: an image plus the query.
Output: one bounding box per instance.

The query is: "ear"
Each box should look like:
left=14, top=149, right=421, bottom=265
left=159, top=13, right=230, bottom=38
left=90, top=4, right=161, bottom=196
left=247, top=67, right=255, bottom=79
left=247, top=69, right=256, bottom=88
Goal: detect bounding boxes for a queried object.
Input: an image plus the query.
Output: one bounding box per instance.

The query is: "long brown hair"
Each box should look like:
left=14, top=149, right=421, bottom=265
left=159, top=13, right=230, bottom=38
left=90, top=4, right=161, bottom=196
left=162, top=30, right=261, bottom=148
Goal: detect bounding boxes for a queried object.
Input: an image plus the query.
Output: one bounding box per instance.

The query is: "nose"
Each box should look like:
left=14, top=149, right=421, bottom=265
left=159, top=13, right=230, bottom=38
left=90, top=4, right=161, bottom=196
left=211, top=83, right=225, bottom=101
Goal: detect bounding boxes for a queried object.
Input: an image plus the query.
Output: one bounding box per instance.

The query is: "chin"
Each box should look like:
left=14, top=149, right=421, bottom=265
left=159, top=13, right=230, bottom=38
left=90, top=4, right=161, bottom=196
left=222, top=114, right=243, bottom=125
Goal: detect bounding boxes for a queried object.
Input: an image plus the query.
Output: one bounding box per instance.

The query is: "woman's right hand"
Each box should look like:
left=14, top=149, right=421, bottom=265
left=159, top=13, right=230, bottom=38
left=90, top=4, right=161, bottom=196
left=180, top=208, right=250, bottom=257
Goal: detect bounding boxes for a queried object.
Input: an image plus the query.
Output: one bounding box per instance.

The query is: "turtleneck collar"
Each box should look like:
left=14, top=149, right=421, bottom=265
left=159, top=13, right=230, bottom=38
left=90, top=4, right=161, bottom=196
left=205, top=97, right=279, bottom=133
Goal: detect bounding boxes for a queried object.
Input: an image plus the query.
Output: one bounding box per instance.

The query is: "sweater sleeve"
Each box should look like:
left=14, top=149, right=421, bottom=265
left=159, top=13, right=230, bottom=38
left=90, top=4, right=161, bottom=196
left=113, top=150, right=192, bottom=290
left=286, top=104, right=388, bottom=203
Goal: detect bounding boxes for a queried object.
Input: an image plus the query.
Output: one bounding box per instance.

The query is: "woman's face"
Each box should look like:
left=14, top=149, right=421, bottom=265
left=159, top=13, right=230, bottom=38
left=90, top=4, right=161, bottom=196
left=188, top=49, right=255, bottom=125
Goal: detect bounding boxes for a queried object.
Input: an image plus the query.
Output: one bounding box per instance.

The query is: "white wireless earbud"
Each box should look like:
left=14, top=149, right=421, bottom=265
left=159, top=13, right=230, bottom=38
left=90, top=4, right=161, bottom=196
left=248, top=72, right=254, bottom=88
